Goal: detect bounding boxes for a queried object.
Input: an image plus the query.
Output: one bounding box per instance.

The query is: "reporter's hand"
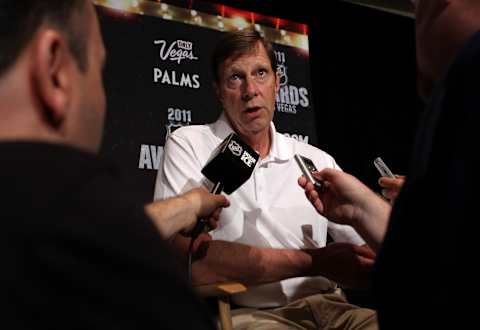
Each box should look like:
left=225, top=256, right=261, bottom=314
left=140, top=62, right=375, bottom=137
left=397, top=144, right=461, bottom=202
left=180, top=187, right=230, bottom=236
left=308, top=243, right=376, bottom=289
left=378, top=175, right=405, bottom=201
left=145, top=188, right=229, bottom=239
left=299, top=169, right=391, bottom=251
left=298, top=168, right=380, bottom=227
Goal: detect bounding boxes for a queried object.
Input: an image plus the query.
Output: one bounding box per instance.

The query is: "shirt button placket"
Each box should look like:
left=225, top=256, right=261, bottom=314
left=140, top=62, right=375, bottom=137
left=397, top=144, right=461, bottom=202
left=257, top=163, right=265, bottom=206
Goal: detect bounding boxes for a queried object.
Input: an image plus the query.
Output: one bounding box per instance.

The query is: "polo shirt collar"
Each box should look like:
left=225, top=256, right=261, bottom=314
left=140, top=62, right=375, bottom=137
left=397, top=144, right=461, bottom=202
left=212, top=112, right=292, bottom=162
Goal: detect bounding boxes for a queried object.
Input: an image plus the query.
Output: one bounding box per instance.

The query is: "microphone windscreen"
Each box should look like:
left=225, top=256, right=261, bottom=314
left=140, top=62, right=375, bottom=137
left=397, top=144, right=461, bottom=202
left=201, top=133, right=259, bottom=194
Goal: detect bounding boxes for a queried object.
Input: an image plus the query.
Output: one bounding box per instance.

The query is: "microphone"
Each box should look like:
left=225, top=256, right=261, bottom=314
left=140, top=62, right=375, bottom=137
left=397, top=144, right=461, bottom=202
left=190, top=132, right=260, bottom=238
left=187, top=133, right=259, bottom=282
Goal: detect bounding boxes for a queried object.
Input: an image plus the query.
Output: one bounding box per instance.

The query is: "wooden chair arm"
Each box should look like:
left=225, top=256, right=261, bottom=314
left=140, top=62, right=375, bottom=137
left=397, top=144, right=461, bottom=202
left=196, top=281, right=247, bottom=297
left=195, top=282, right=247, bottom=330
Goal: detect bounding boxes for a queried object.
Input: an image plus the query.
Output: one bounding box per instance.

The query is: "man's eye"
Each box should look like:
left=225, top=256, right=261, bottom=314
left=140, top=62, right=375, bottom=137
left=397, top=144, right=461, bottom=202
left=258, top=69, right=267, bottom=77
left=230, top=74, right=241, bottom=81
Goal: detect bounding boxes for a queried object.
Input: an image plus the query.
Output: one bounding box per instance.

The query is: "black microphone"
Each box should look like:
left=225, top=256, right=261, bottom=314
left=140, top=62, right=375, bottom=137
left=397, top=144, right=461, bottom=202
left=190, top=132, right=260, bottom=238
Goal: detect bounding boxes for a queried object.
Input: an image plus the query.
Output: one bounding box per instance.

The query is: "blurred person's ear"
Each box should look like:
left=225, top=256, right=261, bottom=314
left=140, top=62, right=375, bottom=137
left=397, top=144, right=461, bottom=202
left=275, top=70, right=280, bottom=94
left=31, top=29, right=76, bottom=129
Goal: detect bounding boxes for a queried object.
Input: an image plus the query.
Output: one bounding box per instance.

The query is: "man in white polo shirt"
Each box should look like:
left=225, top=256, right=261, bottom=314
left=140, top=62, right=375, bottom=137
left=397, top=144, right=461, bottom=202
left=154, top=29, right=377, bottom=330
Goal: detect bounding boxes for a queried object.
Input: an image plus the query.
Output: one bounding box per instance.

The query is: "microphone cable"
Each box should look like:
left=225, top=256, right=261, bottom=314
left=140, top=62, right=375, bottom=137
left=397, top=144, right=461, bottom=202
left=187, top=182, right=223, bottom=283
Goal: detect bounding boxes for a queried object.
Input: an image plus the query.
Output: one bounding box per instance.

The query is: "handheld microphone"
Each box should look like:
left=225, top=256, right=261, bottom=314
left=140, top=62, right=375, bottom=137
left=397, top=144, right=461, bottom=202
left=187, top=133, right=259, bottom=282
left=190, top=132, right=260, bottom=238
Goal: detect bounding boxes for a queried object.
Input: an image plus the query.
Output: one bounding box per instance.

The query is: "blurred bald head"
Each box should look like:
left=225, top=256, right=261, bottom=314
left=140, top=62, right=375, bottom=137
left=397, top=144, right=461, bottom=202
left=0, top=0, right=88, bottom=76
left=414, top=0, right=480, bottom=98
left=0, top=0, right=107, bottom=153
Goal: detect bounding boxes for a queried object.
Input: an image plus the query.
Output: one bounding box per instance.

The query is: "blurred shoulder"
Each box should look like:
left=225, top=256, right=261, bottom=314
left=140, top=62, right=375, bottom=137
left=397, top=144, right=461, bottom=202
left=279, top=133, right=338, bottom=168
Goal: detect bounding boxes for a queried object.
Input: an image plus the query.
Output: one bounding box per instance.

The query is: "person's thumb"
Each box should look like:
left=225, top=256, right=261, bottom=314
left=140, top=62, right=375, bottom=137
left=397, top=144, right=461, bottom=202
left=212, top=194, right=230, bottom=208
left=313, top=167, right=341, bottom=182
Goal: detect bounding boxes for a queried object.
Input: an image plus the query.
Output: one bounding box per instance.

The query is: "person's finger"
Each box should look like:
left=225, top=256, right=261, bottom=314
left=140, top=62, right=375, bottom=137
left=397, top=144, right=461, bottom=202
left=208, top=208, right=221, bottom=221
left=381, top=188, right=399, bottom=200
left=355, top=245, right=376, bottom=259
left=298, top=175, right=308, bottom=188
left=378, top=176, right=404, bottom=188
left=212, top=194, right=230, bottom=208
left=306, top=189, right=324, bottom=213
left=207, top=216, right=219, bottom=230
left=304, top=180, right=315, bottom=192
left=358, top=255, right=375, bottom=268
left=378, top=177, right=394, bottom=186
left=312, top=168, right=341, bottom=182
left=313, top=198, right=324, bottom=214
left=307, top=189, right=319, bottom=203
left=213, top=208, right=222, bottom=218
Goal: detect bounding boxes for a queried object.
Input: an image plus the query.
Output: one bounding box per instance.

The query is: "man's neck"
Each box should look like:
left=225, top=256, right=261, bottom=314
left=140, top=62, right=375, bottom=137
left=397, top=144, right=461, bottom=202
left=240, top=128, right=271, bottom=159
left=0, top=102, right=62, bottom=146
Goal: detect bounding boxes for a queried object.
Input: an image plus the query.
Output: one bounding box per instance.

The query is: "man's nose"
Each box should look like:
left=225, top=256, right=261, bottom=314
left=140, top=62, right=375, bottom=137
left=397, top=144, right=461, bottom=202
left=241, top=76, right=258, bottom=101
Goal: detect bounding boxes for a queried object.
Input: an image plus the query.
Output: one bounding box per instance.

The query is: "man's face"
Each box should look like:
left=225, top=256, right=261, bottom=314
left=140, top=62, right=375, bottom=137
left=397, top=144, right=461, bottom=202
left=70, top=2, right=107, bottom=153
left=216, top=42, right=279, bottom=139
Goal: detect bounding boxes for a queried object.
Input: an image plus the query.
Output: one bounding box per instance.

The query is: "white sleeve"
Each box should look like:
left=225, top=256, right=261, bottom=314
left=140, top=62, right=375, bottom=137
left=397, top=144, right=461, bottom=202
left=153, top=132, right=210, bottom=201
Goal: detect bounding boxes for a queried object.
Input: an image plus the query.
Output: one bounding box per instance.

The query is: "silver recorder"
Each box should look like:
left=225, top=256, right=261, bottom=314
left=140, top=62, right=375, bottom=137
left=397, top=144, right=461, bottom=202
left=373, top=157, right=395, bottom=178
left=295, top=154, right=323, bottom=190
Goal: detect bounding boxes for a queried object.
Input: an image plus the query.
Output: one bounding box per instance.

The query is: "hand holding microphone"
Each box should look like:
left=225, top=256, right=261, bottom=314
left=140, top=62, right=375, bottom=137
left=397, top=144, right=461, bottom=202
left=144, top=187, right=229, bottom=240
left=190, top=132, right=260, bottom=238
left=179, top=187, right=230, bottom=236
left=187, top=133, right=259, bottom=281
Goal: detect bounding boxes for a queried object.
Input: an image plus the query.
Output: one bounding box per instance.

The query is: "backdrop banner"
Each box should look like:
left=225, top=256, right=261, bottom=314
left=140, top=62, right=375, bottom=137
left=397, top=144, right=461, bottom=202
left=96, top=0, right=315, bottom=202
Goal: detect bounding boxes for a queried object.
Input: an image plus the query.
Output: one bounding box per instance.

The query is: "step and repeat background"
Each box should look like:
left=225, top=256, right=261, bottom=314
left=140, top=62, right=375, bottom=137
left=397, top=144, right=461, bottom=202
left=95, top=0, right=316, bottom=202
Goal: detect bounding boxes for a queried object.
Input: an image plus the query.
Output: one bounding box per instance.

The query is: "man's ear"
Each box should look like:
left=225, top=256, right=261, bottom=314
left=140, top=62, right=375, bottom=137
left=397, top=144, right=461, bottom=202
left=31, top=29, right=75, bottom=128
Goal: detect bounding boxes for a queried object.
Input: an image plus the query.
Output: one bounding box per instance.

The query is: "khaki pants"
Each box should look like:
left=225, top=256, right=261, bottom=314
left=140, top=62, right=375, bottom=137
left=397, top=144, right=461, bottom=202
left=231, top=293, right=377, bottom=330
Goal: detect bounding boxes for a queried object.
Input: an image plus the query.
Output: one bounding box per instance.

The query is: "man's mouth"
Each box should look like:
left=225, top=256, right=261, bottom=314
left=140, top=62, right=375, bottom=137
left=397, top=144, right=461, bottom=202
left=245, top=106, right=261, bottom=114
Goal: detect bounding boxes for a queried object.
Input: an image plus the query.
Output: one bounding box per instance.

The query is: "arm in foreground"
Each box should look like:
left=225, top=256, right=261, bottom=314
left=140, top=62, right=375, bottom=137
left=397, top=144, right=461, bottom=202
left=299, top=168, right=391, bottom=252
